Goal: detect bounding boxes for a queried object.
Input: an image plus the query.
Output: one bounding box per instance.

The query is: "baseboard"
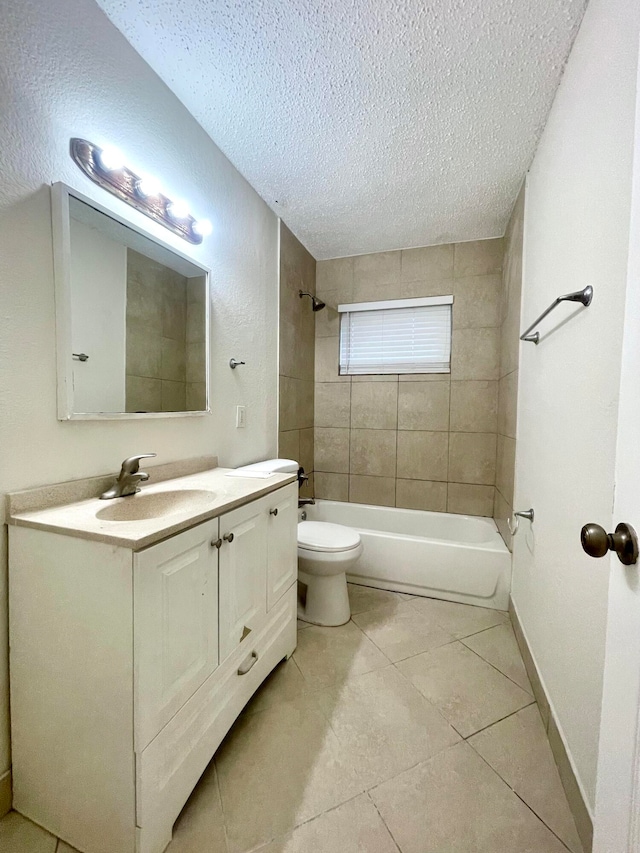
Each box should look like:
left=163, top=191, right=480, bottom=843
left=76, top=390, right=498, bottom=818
left=0, top=769, right=12, bottom=817
left=509, top=597, right=593, bottom=853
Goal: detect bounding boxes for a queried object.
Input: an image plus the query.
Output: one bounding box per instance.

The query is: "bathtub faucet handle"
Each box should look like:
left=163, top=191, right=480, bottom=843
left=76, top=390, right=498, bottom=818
left=508, top=508, right=534, bottom=536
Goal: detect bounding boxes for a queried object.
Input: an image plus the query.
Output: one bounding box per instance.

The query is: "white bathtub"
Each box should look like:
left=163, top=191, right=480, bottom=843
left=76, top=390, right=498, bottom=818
left=303, top=501, right=511, bottom=610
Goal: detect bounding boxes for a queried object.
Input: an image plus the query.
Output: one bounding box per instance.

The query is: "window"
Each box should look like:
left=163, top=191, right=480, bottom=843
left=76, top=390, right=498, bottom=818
left=338, top=296, right=453, bottom=375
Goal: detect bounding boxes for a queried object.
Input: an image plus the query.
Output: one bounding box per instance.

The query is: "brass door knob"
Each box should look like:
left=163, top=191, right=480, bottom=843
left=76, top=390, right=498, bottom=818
left=581, top=522, right=639, bottom=566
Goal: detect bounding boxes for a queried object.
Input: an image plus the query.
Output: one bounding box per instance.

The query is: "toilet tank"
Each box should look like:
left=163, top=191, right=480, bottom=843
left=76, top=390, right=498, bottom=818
left=232, top=458, right=299, bottom=475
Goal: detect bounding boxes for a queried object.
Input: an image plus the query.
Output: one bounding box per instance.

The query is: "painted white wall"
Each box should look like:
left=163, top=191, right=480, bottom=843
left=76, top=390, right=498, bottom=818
left=0, top=0, right=279, bottom=786
left=513, top=0, right=640, bottom=811
left=70, top=218, right=127, bottom=412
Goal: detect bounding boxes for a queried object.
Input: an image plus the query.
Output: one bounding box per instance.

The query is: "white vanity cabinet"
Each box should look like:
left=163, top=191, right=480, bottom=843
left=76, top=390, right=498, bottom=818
left=9, top=480, right=298, bottom=853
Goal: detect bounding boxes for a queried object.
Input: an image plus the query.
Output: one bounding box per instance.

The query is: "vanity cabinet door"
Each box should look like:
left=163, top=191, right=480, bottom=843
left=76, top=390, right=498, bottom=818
left=134, top=518, right=219, bottom=752
left=218, top=498, right=268, bottom=661
left=267, top=482, right=298, bottom=609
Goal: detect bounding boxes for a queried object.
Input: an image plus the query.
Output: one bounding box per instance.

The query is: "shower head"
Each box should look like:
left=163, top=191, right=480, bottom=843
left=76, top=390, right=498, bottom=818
left=299, top=290, right=326, bottom=312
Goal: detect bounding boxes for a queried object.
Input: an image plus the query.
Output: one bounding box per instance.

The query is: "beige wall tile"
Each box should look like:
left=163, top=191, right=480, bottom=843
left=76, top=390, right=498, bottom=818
left=161, top=337, right=187, bottom=382
left=454, top=238, right=503, bottom=278
left=447, top=483, right=495, bottom=517
left=279, top=429, right=300, bottom=463
left=161, top=379, right=186, bottom=412
left=397, top=381, right=450, bottom=431
left=299, top=427, right=314, bottom=475
left=188, top=275, right=206, bottom=305
left=401, top=244, right=454, bottom=283
left=186, top=382, right=206, bottom=411
left=496, top=434, right=516, bottom=505
left=126, top=274, right=162, bottom=333
left=352, top=374, right=399, bottom=382
left=449, top=432, right=497, bottom=485
left=315, top=472, right=349, bottom=501
left=315, top=303, right=340, bottom=337
left=315, top=336, right=348, bottom=382
left=351, top=382, right=398, bottom=429
left=353, top=251, right=401, bottom=288
left=397, top=431, right=449, bottom=481
left=186, top=297, right=206, bottom=343
left=450, top=381, right=498, bottom=433
left=126, top=322, right=161, bottom=379
left=498, top=370, right=518, bottom=439
left=162, top=290, right=187, bottom=342
left=279, top=317, right=297, bottom=378
left=493, top=488, right=512, bottom=551
left=451, top=327, right=500, bottom=380
left=399, top=372, right=451, bottom=382
left=396, top=479, right=447, bottom=511
left=315, top=382, right=351, bottom=428
left=350, top=475, right=396, bottom=507
left=353, top=280, right=403, bottom=302
left=297, top=379, right=315, bottom=430
left=186, top=339, right=205, bottom=383
left=300, top=471, right=314, bottom=499
left=316, top=257, right=354, bottom=300
left=453, top=274, right=501, bottom=329
left=126, top=375, right=161, bottom=412
left=279, top=375, right=298, bottom=432
left=315, top=427, right=350, bottom=473
left=350, top=429, right=396, bottom=477
left=400, top=278, right=454, bottom=299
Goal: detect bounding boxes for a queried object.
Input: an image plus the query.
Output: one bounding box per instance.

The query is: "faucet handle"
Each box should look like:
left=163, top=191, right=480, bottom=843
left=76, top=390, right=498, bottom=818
left=120, top=454, right=157, bottom=475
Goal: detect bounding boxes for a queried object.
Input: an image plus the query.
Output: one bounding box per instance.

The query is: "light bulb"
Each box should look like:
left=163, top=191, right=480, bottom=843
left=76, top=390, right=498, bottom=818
left=136, top=175, right=162, bottom=199
left=97, top=146, right=125, bottom=172
left=192, top=218, right=212, bottom=237
left=167, top=199, right=190, bottom=220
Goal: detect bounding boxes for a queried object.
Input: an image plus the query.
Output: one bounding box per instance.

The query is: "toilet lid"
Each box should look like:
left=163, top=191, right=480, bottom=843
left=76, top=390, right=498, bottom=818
left=298, top=521, right=361, bottom=553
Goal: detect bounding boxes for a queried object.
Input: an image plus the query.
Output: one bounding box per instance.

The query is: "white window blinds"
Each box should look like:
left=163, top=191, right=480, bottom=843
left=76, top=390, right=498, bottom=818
left=338, top=296, right=453, bottom=375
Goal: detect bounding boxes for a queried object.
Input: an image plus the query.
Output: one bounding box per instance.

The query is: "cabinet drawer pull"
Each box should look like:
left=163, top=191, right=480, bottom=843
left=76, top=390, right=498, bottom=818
left=211, top=538, right=222, bottom=549
left=269, top=508, right=278, bottom=516
left=223, top=533, right=234, bottom=543
left=237, top=651, right=258, bottom=675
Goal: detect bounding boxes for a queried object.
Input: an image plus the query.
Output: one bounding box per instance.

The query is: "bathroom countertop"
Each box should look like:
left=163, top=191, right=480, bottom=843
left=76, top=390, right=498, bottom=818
left=8, top=467, right=297, bottom=551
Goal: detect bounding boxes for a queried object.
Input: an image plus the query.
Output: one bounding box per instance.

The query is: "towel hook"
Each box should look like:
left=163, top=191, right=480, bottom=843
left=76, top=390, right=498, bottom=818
left=508, top=508, right=535, bottom=536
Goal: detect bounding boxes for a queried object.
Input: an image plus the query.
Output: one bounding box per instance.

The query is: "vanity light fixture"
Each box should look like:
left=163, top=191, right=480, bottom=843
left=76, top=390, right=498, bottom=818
left=69, top=138, right=210, bottom=245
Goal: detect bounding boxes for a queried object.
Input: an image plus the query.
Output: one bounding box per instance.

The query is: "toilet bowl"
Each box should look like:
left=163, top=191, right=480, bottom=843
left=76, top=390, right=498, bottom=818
left=298, top=521, right=363, bottom=626
left=228, top=458, right=363, bottom=627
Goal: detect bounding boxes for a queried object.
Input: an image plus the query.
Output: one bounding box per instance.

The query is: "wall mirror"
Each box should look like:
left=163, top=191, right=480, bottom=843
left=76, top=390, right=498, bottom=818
left=52, top=183, right=209, bottom=419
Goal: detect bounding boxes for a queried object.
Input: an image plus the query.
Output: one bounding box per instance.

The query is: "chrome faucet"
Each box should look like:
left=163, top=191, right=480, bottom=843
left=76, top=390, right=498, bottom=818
left=100, top=454, right=157, bottom=499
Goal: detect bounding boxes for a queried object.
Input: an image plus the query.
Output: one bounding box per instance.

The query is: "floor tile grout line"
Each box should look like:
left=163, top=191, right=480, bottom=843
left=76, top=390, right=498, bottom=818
left=468, top=742, right=576, bottom=853
left=512, top=789, right=576, bottom=853
left=459, top=635, right=534, bottom=695
left=462, top=699, right=537, bottom=740
left=365, top=790, right=404, bottom=853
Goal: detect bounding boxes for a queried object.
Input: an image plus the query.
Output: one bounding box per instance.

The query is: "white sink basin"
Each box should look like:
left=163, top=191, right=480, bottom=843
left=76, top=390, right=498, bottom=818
left=95, top=489, right=217, bottom=522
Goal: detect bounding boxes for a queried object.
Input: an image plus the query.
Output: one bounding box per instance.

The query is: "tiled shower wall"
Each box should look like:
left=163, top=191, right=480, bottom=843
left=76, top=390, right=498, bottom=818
left=313, top=239, right=505, bottom=515
left=494, top=186, right=525, bottom=546
left=126, top=249, right=188, bottom=413
left=278, top=223, right=316, bottom=497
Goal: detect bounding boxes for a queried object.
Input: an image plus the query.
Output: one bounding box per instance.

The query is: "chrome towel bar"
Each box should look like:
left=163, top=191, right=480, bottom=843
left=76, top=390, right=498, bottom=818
left=520, top=285, right=593, bottom=344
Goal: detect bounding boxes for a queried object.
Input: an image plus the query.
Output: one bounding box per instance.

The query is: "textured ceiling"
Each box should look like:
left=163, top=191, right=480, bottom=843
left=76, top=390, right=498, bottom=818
left=94, top=0, right=586, bottom=259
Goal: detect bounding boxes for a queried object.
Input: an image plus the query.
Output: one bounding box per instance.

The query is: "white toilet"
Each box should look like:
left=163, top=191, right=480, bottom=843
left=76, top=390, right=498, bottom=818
left=298, top=520, right=363, bottom=626
left=229, top=458, right=363, bottom=627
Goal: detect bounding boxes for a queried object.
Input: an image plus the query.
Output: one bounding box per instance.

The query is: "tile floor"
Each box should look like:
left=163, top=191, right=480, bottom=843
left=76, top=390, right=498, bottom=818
left=0, top=584, right=583, bottom=853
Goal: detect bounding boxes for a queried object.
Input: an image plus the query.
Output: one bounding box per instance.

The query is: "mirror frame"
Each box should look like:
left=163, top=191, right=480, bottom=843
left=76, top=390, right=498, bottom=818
left=51, top=182, right=211, bottom=420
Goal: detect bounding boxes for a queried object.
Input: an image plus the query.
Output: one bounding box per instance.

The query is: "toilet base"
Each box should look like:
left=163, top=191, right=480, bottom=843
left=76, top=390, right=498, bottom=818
left=297, top=569, right=351, bottom=627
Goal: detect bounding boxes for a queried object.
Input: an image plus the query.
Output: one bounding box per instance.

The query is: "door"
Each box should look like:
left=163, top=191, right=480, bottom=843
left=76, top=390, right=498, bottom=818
left=218, top=498, right=268, bottom=661
left=267, top=482, right=298, bottom=609
left=134, top=519, right=219, bottom=751
left=593, top=50, right=640, bottom=852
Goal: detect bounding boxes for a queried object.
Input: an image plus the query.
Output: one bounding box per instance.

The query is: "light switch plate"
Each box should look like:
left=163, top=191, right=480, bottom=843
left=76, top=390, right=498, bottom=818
left=236, top=405, right=246, bottom=428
